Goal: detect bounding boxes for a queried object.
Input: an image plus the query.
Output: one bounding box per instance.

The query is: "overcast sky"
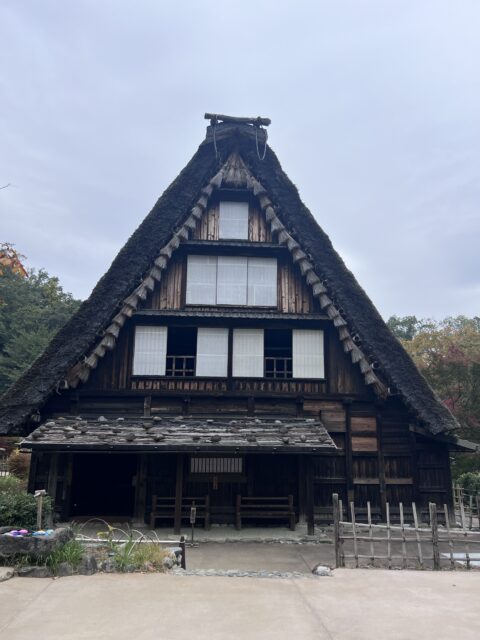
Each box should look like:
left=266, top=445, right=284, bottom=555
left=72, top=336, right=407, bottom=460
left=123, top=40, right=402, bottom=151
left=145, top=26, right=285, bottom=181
left=1, top=1, right=479, bottom=320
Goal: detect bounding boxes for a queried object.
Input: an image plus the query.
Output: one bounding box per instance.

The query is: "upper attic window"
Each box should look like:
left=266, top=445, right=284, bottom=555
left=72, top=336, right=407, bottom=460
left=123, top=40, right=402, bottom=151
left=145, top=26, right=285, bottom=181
left=218, top=201, right=249, bottom=239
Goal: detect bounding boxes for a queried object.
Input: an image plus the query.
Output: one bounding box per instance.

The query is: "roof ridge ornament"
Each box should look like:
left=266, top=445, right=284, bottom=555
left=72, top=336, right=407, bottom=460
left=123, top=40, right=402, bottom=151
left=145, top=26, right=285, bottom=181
left=204, top=113, right=271, bottom=127
left=205, top=113, right=270, bottom=161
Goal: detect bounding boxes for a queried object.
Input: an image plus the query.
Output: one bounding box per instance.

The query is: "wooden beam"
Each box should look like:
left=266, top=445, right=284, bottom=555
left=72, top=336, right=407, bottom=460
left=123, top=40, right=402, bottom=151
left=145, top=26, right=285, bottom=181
left=174, top=453, right=184, bottom=534
left=204, top=113, right=271, bottom=127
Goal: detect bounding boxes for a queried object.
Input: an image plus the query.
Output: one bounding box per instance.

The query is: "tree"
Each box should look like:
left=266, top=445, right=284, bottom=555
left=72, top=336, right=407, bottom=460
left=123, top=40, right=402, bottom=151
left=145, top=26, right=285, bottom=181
left=388, top=315, right=480, bottom=443
left=0, top=256, right=81, bottom=395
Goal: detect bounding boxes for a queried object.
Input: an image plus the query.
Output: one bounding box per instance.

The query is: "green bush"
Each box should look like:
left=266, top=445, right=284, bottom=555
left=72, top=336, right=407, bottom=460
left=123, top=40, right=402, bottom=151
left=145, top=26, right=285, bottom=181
left=456, top=472, right=480, bottom=496
left=0, top=488, right=52, bottom=529
left=0, top=475, right=24, bottom=493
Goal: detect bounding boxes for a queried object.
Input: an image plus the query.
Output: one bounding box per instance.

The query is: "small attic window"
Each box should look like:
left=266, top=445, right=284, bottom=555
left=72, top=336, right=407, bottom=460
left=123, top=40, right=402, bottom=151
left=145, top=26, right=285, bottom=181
left=218, top=201, right=249, bottom=239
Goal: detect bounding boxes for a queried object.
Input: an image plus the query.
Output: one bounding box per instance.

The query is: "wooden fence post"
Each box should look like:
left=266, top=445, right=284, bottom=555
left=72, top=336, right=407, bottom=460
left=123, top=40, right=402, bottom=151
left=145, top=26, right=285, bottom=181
left=332, top=493, right=342, bottom=568
left=429, top=502, right=440, bottom=570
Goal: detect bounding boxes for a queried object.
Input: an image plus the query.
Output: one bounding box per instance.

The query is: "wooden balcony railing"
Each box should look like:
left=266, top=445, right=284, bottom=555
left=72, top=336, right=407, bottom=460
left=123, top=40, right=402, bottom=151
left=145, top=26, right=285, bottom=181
left=264, top=357, right=292, bottom=379
left=166, top=355, right=196, bottom=377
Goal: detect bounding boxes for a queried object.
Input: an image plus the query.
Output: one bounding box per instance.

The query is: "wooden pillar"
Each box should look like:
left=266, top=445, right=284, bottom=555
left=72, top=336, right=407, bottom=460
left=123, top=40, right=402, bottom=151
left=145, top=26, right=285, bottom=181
left=343, top=400, right=354, bottom=511
left=306, top=456, right=315, bottom=535
left=47, top=452, right=59, bottom=504
left=61, top=454, right=73, bottom=521
left=174, top=453, right=184, bottom=534
left=376, top=409, right=387, bottom=520
left=28, top=451, right=39, bottom=494
left=409, top=428, right=421, bottom=508
left=297, top=456, right=306, bottom=522
left=443, top=445, right=455, bottom=524
left=134, top=454, right=148, bottom=523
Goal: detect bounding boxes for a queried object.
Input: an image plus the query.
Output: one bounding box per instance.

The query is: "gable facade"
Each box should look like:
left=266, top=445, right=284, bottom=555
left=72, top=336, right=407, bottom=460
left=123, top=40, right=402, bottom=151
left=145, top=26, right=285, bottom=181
left=1, top=117, right=463, bottom=529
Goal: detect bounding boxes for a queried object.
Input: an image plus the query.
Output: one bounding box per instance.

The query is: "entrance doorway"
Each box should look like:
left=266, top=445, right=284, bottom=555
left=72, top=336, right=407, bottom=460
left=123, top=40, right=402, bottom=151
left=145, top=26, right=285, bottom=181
left=70, top=453, right=137, bottom=517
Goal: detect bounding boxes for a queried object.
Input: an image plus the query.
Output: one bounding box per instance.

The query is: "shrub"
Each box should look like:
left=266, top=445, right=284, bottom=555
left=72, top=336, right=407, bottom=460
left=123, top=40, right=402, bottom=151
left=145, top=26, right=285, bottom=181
left=7, top=450, right=30, bottom=480
left=0, top=475, right=24, bottom=493
left=457, top=472, right=480, bottom=496
left=0, top=489, right=52, bottom=529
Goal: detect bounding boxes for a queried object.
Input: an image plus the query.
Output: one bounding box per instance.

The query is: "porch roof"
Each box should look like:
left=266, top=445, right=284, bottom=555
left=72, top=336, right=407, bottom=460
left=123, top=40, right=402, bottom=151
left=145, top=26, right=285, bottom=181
left=21, top=415, right=337, bottom=453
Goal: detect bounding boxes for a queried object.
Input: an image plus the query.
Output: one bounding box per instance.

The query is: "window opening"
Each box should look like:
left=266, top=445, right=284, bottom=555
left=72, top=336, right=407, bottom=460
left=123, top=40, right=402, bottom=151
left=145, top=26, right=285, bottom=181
left=264, top=329, right=293, bottom=379
left=166, top=327, right=197, bottom=377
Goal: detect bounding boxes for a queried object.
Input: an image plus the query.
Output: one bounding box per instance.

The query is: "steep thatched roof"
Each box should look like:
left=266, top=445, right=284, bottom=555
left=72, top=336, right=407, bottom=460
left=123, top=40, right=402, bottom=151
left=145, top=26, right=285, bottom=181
left=0, top=120, right=458, bottom=435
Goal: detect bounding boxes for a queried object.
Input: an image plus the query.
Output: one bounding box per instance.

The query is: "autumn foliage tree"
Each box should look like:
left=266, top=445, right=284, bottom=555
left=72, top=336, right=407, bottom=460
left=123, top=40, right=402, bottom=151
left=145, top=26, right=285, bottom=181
left=388, top=315, right=480, bottom=476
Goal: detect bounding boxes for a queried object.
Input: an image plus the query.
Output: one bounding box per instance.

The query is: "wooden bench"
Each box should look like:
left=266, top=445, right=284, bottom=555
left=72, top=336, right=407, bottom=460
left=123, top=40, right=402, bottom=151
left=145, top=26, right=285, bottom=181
left=150, top=495, right=211, bottom=529
left=235, top=495, right=296, bottom=530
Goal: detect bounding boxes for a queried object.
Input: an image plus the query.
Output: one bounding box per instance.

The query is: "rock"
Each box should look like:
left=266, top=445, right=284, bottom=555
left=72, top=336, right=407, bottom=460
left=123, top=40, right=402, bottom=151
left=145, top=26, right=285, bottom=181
left=0, top=527, right=74, bottom=561
left=57, top=562, right=74, bottom=577
left=0, top=567, right=14, bottom=582
left=311, top=564, right=332, bottom=577
left=162, top=556, right=174, bottom=570
left=100, top=559, right=116, bottom=573
left=17, top=566, right=53, bottom=578
left=79, top=554, right=97, bottom=576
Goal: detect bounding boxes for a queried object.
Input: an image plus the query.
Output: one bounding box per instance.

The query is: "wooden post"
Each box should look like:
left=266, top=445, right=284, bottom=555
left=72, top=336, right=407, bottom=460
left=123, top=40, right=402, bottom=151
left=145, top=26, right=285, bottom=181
left=367, top=501, right=374, bottom=566
left=174, top=454, right=184, bottom=535
left=180, top=535, right=186, bottom=570
left=376, top=409, right=387, bottom=520
left=412, top=502, right=424, bottom=570
left=429, top=502, right=440, bottom=570
left=443, top=503, right=455, bottom=570
left=297, top=456, right=306, bottom=523
left=306, top=456, right=314, bottom=535
left=332, top=493, right=342, bottom=568
left=343, top=401, right=354, bottom=509
left=61, top=454, right=73, bottom=521
left=34, top=490, right=47, bottom=529
left=409, top=430, right=421, bottom=509
left=27, top=451, right=39, bottom=494
left=386, top=502, right=392, bottom=570
left=46, top=452, right=59, bottom=503
left=459, top=500, right=471, bottom=569
left=350, top=501, right=359, bottom=568
left=399, top=502, right=407, bottom=569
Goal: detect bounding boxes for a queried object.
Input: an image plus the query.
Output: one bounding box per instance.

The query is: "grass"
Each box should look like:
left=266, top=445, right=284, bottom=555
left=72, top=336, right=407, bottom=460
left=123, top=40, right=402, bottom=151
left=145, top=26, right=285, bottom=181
left=45, top=539, right=85, bottom=574
left=130, top=542, right=169, bottom=571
